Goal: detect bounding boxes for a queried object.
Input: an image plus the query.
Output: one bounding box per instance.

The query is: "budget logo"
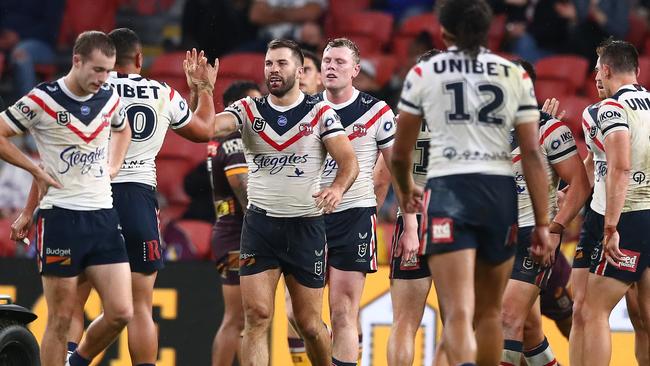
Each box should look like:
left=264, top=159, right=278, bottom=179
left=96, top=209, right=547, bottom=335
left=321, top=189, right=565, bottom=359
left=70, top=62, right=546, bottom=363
left=45, top=247, right=72, bottom=265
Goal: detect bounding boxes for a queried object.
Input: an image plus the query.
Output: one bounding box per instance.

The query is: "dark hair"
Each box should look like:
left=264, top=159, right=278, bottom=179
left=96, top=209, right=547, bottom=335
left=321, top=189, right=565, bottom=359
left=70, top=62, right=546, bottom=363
left=302, top=49, right=321, bottom=72
left=325, top=38, right=361, bottom=64
left=73, top=31, right=116, bottom=59
left=597, top=37, right=639, bottom=74
left=416, top=48, right=442, bottom=63
left=223, top=81, right=261, bottom=106
left=108, top=28, right=141, bottom=67
left=438, top=0, right=492, bottom=58
left=267, top=39, right=304, bottom=66
left=513, top=59, right=537, bottom=84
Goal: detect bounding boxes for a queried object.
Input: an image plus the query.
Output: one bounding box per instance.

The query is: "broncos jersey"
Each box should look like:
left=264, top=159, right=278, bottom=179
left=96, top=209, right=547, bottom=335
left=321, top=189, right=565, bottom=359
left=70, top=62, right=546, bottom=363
left=398, top=47, right=540, bottom=178
left=582, top=102, right=607, bottom=215
left=512, top=113, right=578, bottom=227
left=225, top=93, right=345, bottom=217
left=0, top=78, right=126, bottom=210
left=596, top=84, right=650, bottom=212
left=319, top=89, right=396, bottom=212
left=107, top=72, right=192, bottom=187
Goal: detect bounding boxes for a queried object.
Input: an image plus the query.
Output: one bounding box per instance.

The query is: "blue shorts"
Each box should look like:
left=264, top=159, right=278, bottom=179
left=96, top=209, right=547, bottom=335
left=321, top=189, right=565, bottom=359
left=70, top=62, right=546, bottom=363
left=325, top=206, right=378, bottom=273
left=574, top=207, right=604, bottom=269
left=422, top=174, right=517, bottom=264
left=511, top=226, right=559, bottom=289
left=112, top=183, right=163, bottom=273
left=390, top=215, right=430, bottom=280
left=239, top=205, right=327, bottom=288
left=35, top=207, right=127, bottom=277
left=591, top=210, right=650, bottom=282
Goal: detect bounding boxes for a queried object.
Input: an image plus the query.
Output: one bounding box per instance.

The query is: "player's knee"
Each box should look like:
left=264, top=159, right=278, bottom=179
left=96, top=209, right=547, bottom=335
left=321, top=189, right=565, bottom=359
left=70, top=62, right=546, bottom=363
left=330, top=305, right=356, bottom=330
left=244, top=304, right=273, bottom=330
left=105, top=303, right=133, bottom=328
left=444, top=305, right=473, bottom=327
left=295, top=318, right=325, bottom=342
left=47, top=312, right=73, bottom=336
left=501, top=306, right=525, bottom=334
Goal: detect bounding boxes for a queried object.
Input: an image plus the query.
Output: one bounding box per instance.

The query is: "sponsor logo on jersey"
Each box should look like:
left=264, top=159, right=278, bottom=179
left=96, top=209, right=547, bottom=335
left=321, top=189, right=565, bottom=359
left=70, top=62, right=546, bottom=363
left=59, top=145, right=107, bottom=176
left=277, top=115, right=288, bottom=127
left=324, top=116, right=335, bottom=127
left=252, top=117, right=266, bottom=133
left=361, top=96, right=373, bottom=104
left=633, top=171, right=646, bottom=184
left=352, top=123, right=367, bottom=138
left=383, top=120, right=394, bottom=131
left=431, top=218, right=454, bottom=244
left=560, top=131, right=573, bottom=143
left=299, top=122, right=313, bottom=136
left=239, top=253, right=256, bottom=267
left=56, top=111, right=71, bottom=126
left=617, top=249, right=640, bottom=272
left=551, top=139, right=561, bottom=150
left=598, top=110, right=622, bottom=123
left=251, top=153, right=309, bottom=175
left=80, top=105, right=91, bottom=116
left=15, top=101, right=37, bottom=120
left=442, top=147, right=457, bottom=160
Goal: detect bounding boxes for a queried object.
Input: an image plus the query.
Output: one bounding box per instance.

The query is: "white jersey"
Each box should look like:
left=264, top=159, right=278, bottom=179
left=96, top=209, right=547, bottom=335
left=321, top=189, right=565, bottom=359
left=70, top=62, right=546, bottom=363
left=596, top=84, right=650, bottom=212
left=0, top=78, right=127, bottom=210
left=225, top=93, right=345, bottom=217
left=582, top=102, right=607, bottom=215
left=108, top=72, right=192, bottom=187
left=512, top=114, right=578, bottom=227
left=319, top=89, right=395, bottom=212
left=398, top=47, right=540, bottom=178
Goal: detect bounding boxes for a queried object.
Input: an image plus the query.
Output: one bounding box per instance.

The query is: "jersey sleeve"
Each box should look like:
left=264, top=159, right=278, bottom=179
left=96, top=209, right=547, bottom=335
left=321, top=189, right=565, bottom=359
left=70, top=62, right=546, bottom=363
left=169, top=87, right=193, bottom=130
left=375, top=103, right=396, bottom=149
left=224, top=97, right=251, bottom=130
left=596, top=100, right=628, bottom=138
left=514, top=67, right=540, bottom=125
left=317, top=104, right=345, bottom=141
left=110, top=98, right=128, bottom=131
left=0, top=90, right=43, bottom=134
left=398, top=65, right=424, bottom=115
left=221, top=136, right=248, bottom=176
left=542, top=120, right=578, bottom=164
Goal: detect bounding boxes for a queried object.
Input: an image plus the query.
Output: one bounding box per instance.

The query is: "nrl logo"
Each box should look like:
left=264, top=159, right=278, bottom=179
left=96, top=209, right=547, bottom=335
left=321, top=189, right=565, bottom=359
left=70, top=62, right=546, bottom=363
left=252, top=117, right=266, bottom=133
left=56, top=111, right=71, bottom=126
left=314, top=261, right=323, bottom=276
left=358, top=242, right=368, bottom=257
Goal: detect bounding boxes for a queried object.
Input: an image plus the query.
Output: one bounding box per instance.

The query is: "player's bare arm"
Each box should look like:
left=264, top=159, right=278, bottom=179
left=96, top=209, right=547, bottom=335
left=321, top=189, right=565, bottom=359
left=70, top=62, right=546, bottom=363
left=0, top=117, right=61, bottom=194
left=390, top=111, right=422, bottom=214
left=373, top=153, right=391, bottom=210
left=177, top=48, right=218, bottom=142
left=515, top=121, right=552, bottom=265
left=315, top=134, right=359, bottom=213
left=395, top=213, right=419, bottom=262
left=108, top=119, right=132, bottom=179
left=583, top=151, right=596, bottom=188
left=227, top=172, right=248, bottom=213
left=10, top=179, right=39, bottom=242
left=603, top=130, right=630, bottom=264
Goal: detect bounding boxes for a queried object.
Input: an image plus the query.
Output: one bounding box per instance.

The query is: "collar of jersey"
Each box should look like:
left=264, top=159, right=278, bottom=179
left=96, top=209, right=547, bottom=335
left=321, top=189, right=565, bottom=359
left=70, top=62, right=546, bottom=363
left=58, top=78, right=94, bottom=102
left=446, top=46, right=488, bottom=54
left=267, top=92, right=305, bottom=112
left=108, top=71, right=141, bottom=79
left=322, top=88, right=359, bottom=109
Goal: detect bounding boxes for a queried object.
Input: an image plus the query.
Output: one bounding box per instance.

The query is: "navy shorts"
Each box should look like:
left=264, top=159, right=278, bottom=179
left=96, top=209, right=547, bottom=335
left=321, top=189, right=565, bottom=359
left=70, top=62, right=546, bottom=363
left=112, top=183, right=163, bottom=273
left=212, top=221, right=243, bottom=286
left=591, top=210, right=650, bottom=282
left=390, top=215, right=430, bottom=280
left=540, top=251, right=573, bottom=321
left=511, top=226, right=559, bottom=289
left=422, top=174, right=517, bottom=264
left=326, top=207, right=378, bottom=273
left=35, top=207, right=128, bottom=277
left=239, top=205, right=327, bottom=288
left=574, top=207, right=604, bottom=269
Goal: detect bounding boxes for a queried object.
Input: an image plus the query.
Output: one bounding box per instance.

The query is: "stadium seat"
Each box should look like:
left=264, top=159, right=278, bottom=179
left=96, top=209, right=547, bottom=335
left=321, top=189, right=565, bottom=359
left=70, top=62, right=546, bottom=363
left=218, top=53, right=266, bottom=86
left=638, top=56, right=650, bottom=87
left=335, top=11, right=395, bottom=48
left=58, top=0, right=120, bottom=47
left=535, top=55, right=589, bottom=94
left=148, top=52, right=191, bottom=97
left=575, top=136, right=588, bottom=159
left=365, top=55, right=398, bottom=87
left=558, top=95, right=593, bottom=138
left=488, top=15, right=506, bottom=51
left=627, top=13, right=647, bottom=51
left=397, top=13, right=445, bottom=49
left=325, top=0, right=372, bottom=37
left=174, top=219, right=213, bottom=259
left=347, top=35, right=384, bottom=56
left=534, top=79, right=569, bottom=105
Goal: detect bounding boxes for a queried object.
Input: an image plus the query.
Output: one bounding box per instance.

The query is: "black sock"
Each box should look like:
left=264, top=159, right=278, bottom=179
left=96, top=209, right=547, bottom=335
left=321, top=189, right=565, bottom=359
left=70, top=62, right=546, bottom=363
left=67, top=341, right=78, bottom=353
left=332, top=357, right=356, bottom=366
left=68, top=351, right=90, bottom=366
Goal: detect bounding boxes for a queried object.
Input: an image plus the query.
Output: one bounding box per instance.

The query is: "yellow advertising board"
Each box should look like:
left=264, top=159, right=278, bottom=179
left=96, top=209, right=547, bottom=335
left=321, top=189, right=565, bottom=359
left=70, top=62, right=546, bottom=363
left=271, top=266, right=636, bottom=366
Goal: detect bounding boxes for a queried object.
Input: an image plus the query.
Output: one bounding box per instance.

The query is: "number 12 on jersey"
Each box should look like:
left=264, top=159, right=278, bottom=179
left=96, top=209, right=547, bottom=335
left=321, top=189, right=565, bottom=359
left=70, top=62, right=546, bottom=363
left=444, top=81, right=505, bottom=125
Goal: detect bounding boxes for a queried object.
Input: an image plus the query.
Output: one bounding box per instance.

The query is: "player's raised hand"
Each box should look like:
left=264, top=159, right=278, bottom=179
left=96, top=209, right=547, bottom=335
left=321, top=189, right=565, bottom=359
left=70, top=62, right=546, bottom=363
left=183, top=48, right=218, bottom=92
left=603, top=225, right=625, bottom=267
left=530, top=224, right=552, bottom=267
left=10, top=211, right=32, bottom=243
left=542, top=98, right=566, bottom=120
left=313, top=186, right=344, bottom=214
